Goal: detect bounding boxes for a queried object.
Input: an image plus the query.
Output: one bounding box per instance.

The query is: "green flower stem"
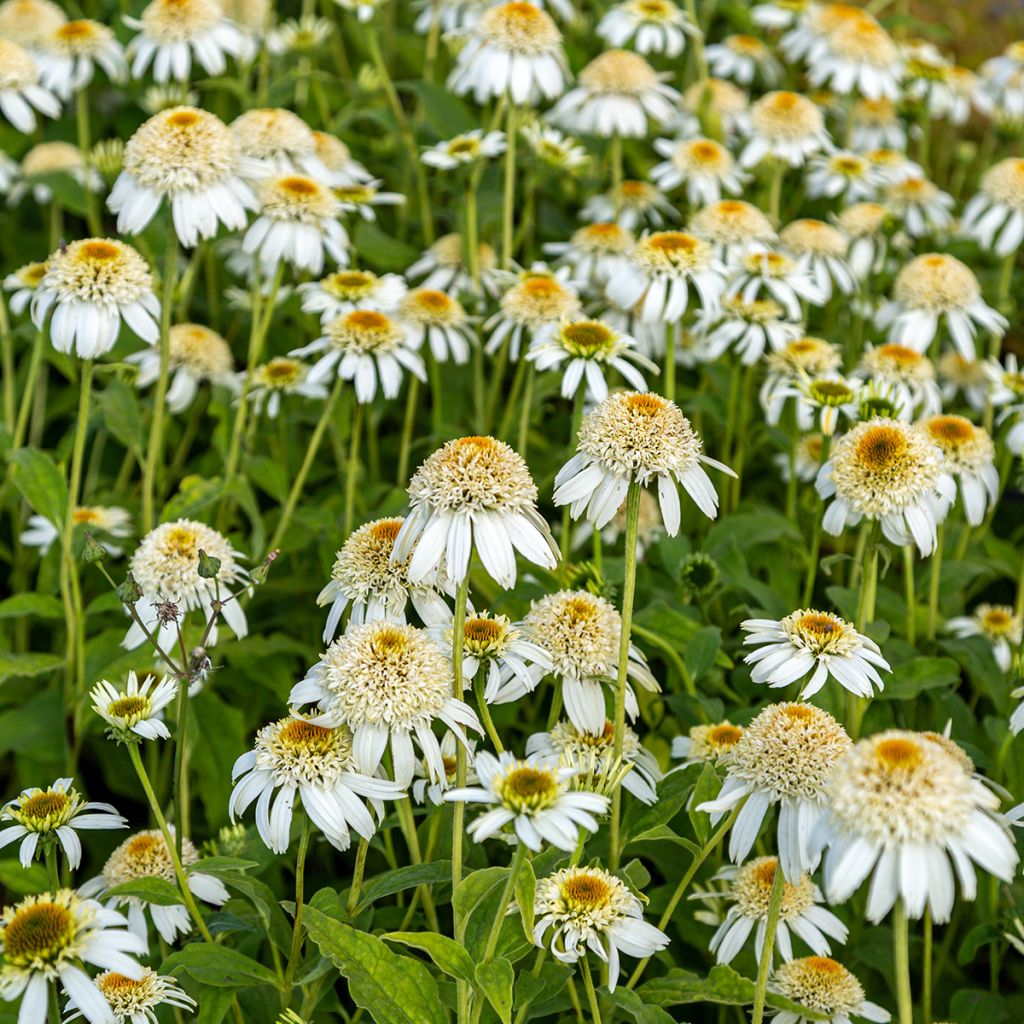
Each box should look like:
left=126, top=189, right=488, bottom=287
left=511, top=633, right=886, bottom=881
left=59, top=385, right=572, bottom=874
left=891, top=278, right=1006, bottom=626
left=580, top=956, right=603, bottom=1024
left=450, top=575, right=471, bottom=1022
left=282, top=816, right=312, bottom=1007
left=501, top=104, right=519, bottom=268
left=801, top=433, right=832, bottom=606
left=44, top=844, right=60, bottom=892
left=609, top=482, right=641, bottom=872
left=664, top=322, right=676, bottom=403
left=609, top=134, right=623, bottom=207
left=751, top=861, right=786, bottom=1024
left=343, top=400, right=364, bottom=539
left=767, top=161, right=784, bottom=223
left=75, top=89, right=102, bottom=236
left=855, top=526, right=879, bottom=631
left=902, top=544, right=916, bottom=646
left=397, top=376, right=421, bottom=485
left=927, top=522, right=945, bottom=641
left=728, top=363, right=756, bottom=511
left=1015, top=547, right=1024, bottom=621
left=479, top=842, right=524, bottom=969
left=0, top=295, right=13, bottom=433
left=631, top=623, right=697, bottom=698
left=395, top=797, right=440, bottom=931
left=683, top=0, right=707, bottom=80
left=346, top=837, right=369, bottom=917
left=473, top=671, right=505, bottom=754
left=626, top=802, right=741, bottom=989
left=172, top=655, right=193, bottom=860
left=893, top=899, right=913, bottom=1024
left=142, top=233, right=179, bottom=532
left=427, top=352, right=444, bottom=435
left=560, top=389, right=587, bottom=562
left=12, top=329, right=45, bottom=450
left=364, top=23, right=433, bottom=246
left=496, top=351, right=529, bottom=441
left=922, top=906, right=933, bottom=1024
left=270, top=376, right=344, bottom=553
left=517, top=364, right=535, bottom=457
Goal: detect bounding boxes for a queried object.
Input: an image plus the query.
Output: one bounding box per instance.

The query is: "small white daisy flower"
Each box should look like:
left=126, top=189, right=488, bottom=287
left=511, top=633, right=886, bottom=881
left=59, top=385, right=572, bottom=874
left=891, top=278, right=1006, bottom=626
left=406, top=232, right=501, bottom=298
left=333, top=181, right=404, bottom=222
left=884, top=176, right=954, bottom=239
left=678, top=77, right=749, bottom=139
left=854, top=344, right=942, bottom=420
left=689, top=199, right=777, bottom=262
left=90, top=672, right=178, bottom=743
left=695, top=295, right=803, bottom=365
left=245, top=358, right=329, bottom=419
left=544, top=222, right=635, bottom=289
left=961, top=158, right=1024, bottom=256
left=597, top=0, right=697, bottom=58
left=769, top=957, right=890, bottom=1024
left=398, top=287, right=474, bottom=365
left=6, top=143, right=102, bottom=207
left=0, top=0, right=67, bottom=47
left=485, top=267, right=582, bottom=359
left=921, top=414, right=998, bottom=526
left=34, top=19, right=125, bottom=99
left=947, top=604, right=1022, bottom=674
left=20, top=506, right=132, bottom=558
left=739, top=90, right=830, bottom=169
left=650, top=137, right=749, bottom=207
left=412, top=732, right=479, bottom=806
left=672, top=720, right=744, bottom=766
left=0, top=39, right=61, bottom=133
left=299, top=268, right=407, bottom=323
left=3, top=260, right=48, bottom=315
left=726, top=248, right=826, bottom=321
left=939, top=350, right=990, bottom=413
left=229, top=107, right=327, bottom=181
left=849, top=97, right=906, bottom=151
left=807, top=15, right=902, bottom=100
left=520, top=121, right=590, bottom=173
left=836, top=201, right=890, bottom=279
left=582, top=179, right=677, bottom=231
left=421, top=129, right=506, bottom=170
left=705, top=34, right=782, bottom=86
left=65, top=967, right=196, bottom=1024
left=805, top=151, right=884, bottom=204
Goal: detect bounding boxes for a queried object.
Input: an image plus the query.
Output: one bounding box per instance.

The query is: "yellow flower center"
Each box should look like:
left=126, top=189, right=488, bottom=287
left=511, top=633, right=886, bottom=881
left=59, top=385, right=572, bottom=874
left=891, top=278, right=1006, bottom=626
left=707, top=724, right=744, bottom=750
left=465, top=618, right=504, bottom=644
left=370, top=625, right=411, bottom=657
left=560, top=872, right=613, bottom=909
left=279, top=175, right=319, bottom=196
left=78, top=240, right=121, bottom=262
left=625, top=392, right=667, bottom=417
left=854, top=423, right=908, bottom=470
left=20, top=792, right=70, bottom=820
left=926, top=415, right=973, bottom=445
left=875, top=736, right=923, bottom=770
left=501, top=765, right=559, bottom=810
left=107, top=695, right=149, bottom=718
left=277, top=719, right=338, bottom=755
left=369, top=518, right=403, bottom=543
left=2, top=903, right=76, bottom=965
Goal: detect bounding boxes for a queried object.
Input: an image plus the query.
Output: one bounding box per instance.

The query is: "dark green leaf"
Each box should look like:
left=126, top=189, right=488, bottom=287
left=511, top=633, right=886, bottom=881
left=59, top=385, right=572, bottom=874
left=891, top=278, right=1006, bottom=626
left=9, top=448, right=67, bottom=525
left=475, top=958, right=514, bottom=1024
left=104, top=877, right=184, bottom=907
left=160, top=943, right=281, bottom=989
left=382, top=931, right=476, bottom=984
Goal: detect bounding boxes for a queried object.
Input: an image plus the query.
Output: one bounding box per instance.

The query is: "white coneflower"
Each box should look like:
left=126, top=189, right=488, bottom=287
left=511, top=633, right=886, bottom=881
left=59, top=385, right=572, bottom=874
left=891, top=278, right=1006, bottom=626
left=7, top=142, right=102, bottom=207
left=406, top=231, right=501, bottom=297
left=333, top=181, right=403, bottom=222
left=485, top=268, right=582, bottom=358
left=229, top=107, right=325, bottom=180
left=421, top=129, right=505, bottom=170
left=125, top=0, right=245, bottom=82
left=533, top=866, right=668, bottom=988
left=705, top=857, right=848, bottom=966
left=884, top=176, right=954, bottom=239
left=947, top=605, right=1022, bottom=673
left=527, top=719, right=660, bottom=804
left=555, top=391, right=734, bottom=531
left=528, top=318, right=655, bottom=401
left=877, top=253, right=1007, bottom=359
left=740, top=91, right=830, bottom=168
left=544, top=222, right=635, bottom=288
left=849, top=97, right=905, bottom=151
left=243, top=173, right=347, bottom=276
left=770, top=957, right=890, bottom=1024
left=430, top=611, right=552, bottom=704
left=229, top=715, right=404, bottom=854
left=317, top=516, right=450, bottom=642
left=90, top=672, right=178, bottom=743
left=299, top=268, right=407, bottom=323
left=805, top=151, right=885, bottom=204
left=855, top=343, right=942, bottom=419
left=679, top=77, right=749, bottom=138
left=79, top=828, right=227, bottom=946
left=32, top=239, right=160, bottom=358
left=817, top=418, right=954, bottom=555
left=20, top=505, right=132, bottom=558
left=292, top=309, right=425, bottom=401
left=695, top=295, right=803, bottom=365
left=3, top=260, right=48, bottom=315
left=836, top=201, right=890, bottom=279
left=939, top=350, right=990, bottom=412
left=551, top=49, right=678, bottom=138
left=784, top=377, right=860, bottom=437
left=689, top=199, right=777, bottom=261
left=808, top=15, right=902, bottom=100
left=778, top=1, right=865, bottom=63
left=0, top=39, right=60, bottom=133
left=706, top=34, right=782, bottom=86
left=961, top=158, right=1024, bottom=256
left=774, top=433, right=827, bottom=483
left=520, top=121, right=590, bottom=173
left=741, top=610, right=889, bottom=699
left=607, top=230, right=726, bottom=322
left=398, top=288, right=474, bottom=365
left=727, top=248, right=826, bottom=320
left=109, top=107, right=256, bottom=247
left=697, top=702, right=852, bottom=881
left=392, top=435, right=559, bottom=588
left=816, top=730, right=1018, bottom=922
left=0, top=780, right=126, bottom=871
left=444, top=751, right=608, bottom=851
left=926, top=63, right=993, bottom=124
left=760, top=336, right=842, bottom=425
left=65, top=968, right=195, bottom=1024
left=128, top=322, right=235, bottom=413
left=597, top=0, right=696, bottom=57
left=447, top=1, right=569, bottom=106
left=672, top=721, right=744, bottom=765
left=123, top=518, right=248, bottom=650
left=864, top=146, right=921, bottom=186
left=571, top=484, right=665, bottom=560
left=921, top=414, right=998, bottom=526
left=290, top=622, right=481, bottom=786
left=0, top=0, right=66, bottom=46
left=34, top=19, right=125, bottom=99
left=245, top=357, right=328, bottom=418
left=309, top=129, right=371, bottom=187
left=523, top=589, right=658, bottom=735
left=0, top=891, right=145, bottom=1024
left=649, top=137, right=748, bottom=207
left=582, top=179, right=677, bottom=231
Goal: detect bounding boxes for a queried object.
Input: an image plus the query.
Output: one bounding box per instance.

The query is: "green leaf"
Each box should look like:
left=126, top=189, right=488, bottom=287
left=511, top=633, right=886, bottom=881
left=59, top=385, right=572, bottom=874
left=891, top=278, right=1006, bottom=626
left=941, top=637, right=1008, bottom=714
left=475, top=958, right=514, bottom=1024
left=688, top=762, right=721, bottom=845
left=189, top=856, right=260, bottom=877
left=949, top=989, right=1010, bottom=1024
left=400, top=79, right=476, bottom=135
left=103, top=877, right=184, bottom=907
left=605, top=986, right=677, bottom=1024
left=355, top=860, right=451, bottom=911
left=303, top=906, right=447, bottom=1024
left=623, top=765, right=696, bottom=845
left=220, top=873, right=293, bottom=952
left=878, top=656, right=960, bottom=700
left=0, top=594, right=63, bottom=620
left=0, top=859, right=50, bottom=896
left=9, top=447, right=67, bottom=525
left=383, top=932, right=476, bottom=984
left=160, top=943, right=281, bottom=989
left=683, top=626, right=721, bottom=682
left=515, top=856, right=536, bottom=944
left=353, top=222, right=420, bottom=274
left=98, top=378, right=145, bottom=457
left=0, top=652, right=64, bottom=683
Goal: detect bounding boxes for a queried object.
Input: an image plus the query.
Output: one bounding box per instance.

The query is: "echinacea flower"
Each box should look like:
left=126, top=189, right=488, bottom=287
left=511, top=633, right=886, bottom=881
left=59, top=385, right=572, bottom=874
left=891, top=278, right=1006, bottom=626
left=836, top=202, right=889, bottom=278
left=444, top=751, right=608, bottom=851
left=0, top=891, right=145, bottom=1024
left=398, top=288, right=474, bottom=365
left=779, top=219, right=856, bottom=300
left=884, top=176, right=954, bottom=239
left=726, top=249, right=826, bottom=321
left=79, top=829, right=227, bottom=947
left=317, top=516, right=451, bottom=642
left=109, top=107, right=257, bottom=247
left=406, top=232, right=501, bottom=298
left=65, top=968, right=195, bottom=1024
left=705, top=34, right=782, bottom=86
left=310, top=130, right=371, bottom=187
left=849, top=98, right=906, bottom=151
left=20, top=506, right=132, bottom=558
left=554, top=391, right=734, bottom=531
left=740, top=90, right=830, bottom=168
left=123, top=519, right=248, bottom=651
left=34, top=19, right=125, bottom=99
left=245, top=358, right=328, bottom=418
left=679, top=77, right=748, bottom=138
left=597, top=0, right=696, bottom=58
left=6, top=143, right=102, bottom=207
left=689, top=199, right=777, bottom=262
left=392, top=435, right=559, bottom=589
left=0, top=780, right=126, bottom=871
left=947, top=604, right=1022, bottom=673
left=816, top=418, right=955, bottom=556
left=230, top=107, right=327, bottom=180
left=760, top=337, right=842, bottom=425
left=3, top=260, right=48, bottom=315
left=807, top=14, right=902, bottom=100
left=32, top=239, right=160, bottom=358
left=961, top=157, right=1024, bottom=256
left=672, top=721, right=744, bottom=766
left=816, top=730, right=1018, bottom=922
left=90, top=672, right=178, bottom=743
left=769, top=957, right=890, bottom=1024
left=0, top=39, right=60, bottom=133
left=650, top=137, right=748, bottom=207
left=741, top=610, right=889, bottom=699
left=695, top=295, right=803, bottom=365
left=920, top=414, right=998, bottom=526
left=421, top=129, right=506, bottom=170
left=523, top=589, right=658, bottom=735
left=854, top=343, right=942, bottom=420
left=533, top=865, right=669, bottom=988
left=485, top=267, right=582, bottom=359
left=299, top=268, right=407, bottom=323
left=584, top=180, right=677, bottom=230
left=704, top=856, right=848, bottom=965
left=229, top=715, right=405, bottom=853
left=0, top=0, right=66, bottom=47
left=290, top=622, right=481, bottom=787
left=544, top=222, right=635, bottom=288
left=697, top=702, right=851, bottom=881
